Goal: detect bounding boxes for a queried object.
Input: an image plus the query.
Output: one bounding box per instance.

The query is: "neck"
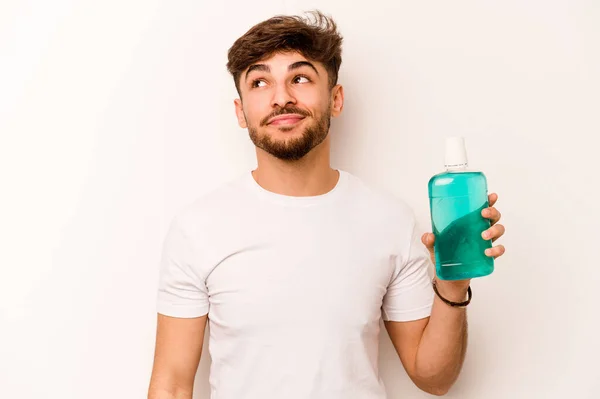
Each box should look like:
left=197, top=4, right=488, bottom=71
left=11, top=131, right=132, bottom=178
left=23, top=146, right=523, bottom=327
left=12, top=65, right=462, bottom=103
left=252, top=136, right=339, bottom=197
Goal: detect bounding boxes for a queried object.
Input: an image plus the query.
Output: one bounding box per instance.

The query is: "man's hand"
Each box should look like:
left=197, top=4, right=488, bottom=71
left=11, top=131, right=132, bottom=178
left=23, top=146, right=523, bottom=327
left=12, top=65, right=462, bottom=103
left=421, top=192, right=506, bottom=299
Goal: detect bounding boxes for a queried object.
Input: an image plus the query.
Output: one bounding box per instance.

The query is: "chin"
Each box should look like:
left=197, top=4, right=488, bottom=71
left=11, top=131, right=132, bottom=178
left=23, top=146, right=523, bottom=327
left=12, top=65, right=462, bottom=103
left=261, top=127, right=303, bottom=139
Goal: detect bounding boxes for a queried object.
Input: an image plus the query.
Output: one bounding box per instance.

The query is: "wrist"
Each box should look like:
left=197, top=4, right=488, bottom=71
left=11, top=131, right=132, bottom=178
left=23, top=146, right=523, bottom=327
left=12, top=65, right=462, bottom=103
left=433, top=278, right=470, bottom=303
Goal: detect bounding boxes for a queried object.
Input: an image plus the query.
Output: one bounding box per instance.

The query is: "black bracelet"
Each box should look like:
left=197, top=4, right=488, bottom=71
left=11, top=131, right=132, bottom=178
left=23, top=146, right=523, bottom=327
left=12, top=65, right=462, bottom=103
left=432, top=279, right=472, bottom=307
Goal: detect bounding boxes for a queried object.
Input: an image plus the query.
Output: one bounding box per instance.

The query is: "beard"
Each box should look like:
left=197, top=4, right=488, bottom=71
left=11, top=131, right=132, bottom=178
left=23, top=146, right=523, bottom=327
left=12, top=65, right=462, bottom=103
left=247, top=104, right=331, bottom=161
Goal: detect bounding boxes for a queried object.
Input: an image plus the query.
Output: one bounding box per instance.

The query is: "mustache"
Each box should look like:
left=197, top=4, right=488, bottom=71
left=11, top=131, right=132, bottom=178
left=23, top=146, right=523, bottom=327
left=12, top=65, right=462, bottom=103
left=260, top=106, right=311, bottom=126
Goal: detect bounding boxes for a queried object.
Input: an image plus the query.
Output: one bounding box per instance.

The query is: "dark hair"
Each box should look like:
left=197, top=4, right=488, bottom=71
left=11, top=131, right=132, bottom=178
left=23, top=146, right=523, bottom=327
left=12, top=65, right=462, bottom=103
left=226, top=10, right=343, bottom=95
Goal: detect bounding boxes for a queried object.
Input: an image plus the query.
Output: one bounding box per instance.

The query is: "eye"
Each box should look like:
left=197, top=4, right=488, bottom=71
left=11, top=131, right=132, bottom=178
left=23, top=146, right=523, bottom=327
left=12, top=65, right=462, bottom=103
left=293, top=75, right=311, bottom=84
left=251, top=79, right=267, bottom=88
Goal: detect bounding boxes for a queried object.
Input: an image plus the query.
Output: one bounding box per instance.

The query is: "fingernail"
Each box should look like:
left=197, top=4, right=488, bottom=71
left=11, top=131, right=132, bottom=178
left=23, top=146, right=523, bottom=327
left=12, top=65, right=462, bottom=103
left=485, top=249, right=492, bottom=256
left=482, top=231, right=489, bottom=239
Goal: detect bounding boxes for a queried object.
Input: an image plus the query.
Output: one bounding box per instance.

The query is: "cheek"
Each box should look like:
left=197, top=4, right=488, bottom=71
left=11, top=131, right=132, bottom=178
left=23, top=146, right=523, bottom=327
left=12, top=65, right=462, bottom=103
left=311, top=99, right=331, bottom=116
left=244, top=105, right=265, bottom=124
left=240, top=98, right=262, bottom=121
left=308, top=89, right=331, bottom=112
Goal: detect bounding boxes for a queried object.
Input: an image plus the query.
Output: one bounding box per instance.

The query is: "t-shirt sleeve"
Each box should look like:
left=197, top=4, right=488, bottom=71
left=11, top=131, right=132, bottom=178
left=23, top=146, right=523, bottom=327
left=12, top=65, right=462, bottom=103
left=382, top=220, right=434, bottom=322
left=156, top=216, right=209, bottom=318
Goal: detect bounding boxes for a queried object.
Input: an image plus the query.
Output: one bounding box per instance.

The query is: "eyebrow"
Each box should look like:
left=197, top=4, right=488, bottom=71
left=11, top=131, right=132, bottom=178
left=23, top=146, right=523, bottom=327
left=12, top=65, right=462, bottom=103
left=289, top=61, right=319, bottom=76
left=245, top=61, right=319, bottom=82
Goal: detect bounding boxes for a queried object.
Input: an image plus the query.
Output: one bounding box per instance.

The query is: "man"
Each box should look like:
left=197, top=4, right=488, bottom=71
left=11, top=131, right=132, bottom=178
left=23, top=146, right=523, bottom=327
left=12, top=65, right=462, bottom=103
left=148, top=11, right=506, bottom=399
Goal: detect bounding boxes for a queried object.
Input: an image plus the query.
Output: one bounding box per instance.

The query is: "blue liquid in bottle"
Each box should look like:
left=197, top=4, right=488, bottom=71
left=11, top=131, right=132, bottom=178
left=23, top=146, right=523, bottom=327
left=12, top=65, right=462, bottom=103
left=428, top=137, right=494, bottom=280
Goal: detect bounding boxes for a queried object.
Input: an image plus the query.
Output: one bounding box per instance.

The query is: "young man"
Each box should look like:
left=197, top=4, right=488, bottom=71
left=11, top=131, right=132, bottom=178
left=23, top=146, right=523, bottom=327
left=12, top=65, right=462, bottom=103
left=148, top=11, right=506, bottom=399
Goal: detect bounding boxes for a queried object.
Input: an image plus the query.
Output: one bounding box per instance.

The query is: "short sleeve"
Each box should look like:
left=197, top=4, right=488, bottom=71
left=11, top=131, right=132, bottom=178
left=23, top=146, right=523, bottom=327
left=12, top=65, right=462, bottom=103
left=382, top=221, right=434, bottom=322
left=156, top=216, right=209, bottom=318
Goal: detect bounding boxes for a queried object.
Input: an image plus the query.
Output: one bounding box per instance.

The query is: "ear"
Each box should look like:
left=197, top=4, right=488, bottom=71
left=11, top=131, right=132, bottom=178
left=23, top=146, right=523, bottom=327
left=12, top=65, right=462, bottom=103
left=330, top=85, right=344, bottom=117
left=234, top=98, right=247, bottom=128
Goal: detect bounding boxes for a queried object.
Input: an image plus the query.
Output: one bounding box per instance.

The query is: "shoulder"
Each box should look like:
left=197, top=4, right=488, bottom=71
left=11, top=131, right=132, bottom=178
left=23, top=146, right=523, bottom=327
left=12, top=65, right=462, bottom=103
left=343, top=170, right=417, bottom=225
left=170, top=172, right=251, bottom=233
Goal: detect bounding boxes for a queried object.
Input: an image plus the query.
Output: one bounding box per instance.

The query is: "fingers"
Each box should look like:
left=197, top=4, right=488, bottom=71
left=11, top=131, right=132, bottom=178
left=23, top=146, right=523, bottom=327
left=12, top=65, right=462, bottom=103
left=482, top=223, right=505, bottom=242
left=488, top=193, right=498, bottom=207
left=482, top=206, right=502, bottom=225
left=485, top=244, right=505, bottom=259
left=423, top=229, right=506, bottom=260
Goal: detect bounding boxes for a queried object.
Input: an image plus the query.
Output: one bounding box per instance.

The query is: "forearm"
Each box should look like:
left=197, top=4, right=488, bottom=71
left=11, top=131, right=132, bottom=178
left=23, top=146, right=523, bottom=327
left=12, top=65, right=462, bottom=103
left=148, top=377, right=194, bottom=399
left=148, top=387, right=193, bottom=399
left=414, top=281, right=469, bottom=394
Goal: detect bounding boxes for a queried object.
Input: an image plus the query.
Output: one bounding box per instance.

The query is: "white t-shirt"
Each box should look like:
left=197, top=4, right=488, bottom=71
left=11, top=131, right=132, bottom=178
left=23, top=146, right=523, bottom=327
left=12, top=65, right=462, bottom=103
left=156, top=169, right=434, bottom=399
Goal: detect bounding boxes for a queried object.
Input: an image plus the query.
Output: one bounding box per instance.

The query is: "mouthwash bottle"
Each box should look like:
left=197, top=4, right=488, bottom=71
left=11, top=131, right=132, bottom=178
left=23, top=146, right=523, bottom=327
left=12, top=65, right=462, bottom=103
left=428, top=137, right=494, bottom=280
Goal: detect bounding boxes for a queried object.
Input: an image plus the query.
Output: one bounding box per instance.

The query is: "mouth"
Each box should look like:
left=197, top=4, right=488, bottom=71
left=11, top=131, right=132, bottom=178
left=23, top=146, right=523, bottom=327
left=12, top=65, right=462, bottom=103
left=267, top=114, right=306, bottom=126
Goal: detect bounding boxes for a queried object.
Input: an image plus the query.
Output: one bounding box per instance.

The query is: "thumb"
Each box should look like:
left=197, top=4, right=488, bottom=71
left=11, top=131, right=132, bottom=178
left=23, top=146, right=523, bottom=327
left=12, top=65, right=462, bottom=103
left=421, top=232, right=435, bottom=249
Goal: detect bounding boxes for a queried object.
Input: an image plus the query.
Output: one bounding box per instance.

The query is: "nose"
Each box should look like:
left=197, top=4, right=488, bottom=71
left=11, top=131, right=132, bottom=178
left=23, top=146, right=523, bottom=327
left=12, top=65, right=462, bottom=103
left=271, top=82, right=296, bottom=108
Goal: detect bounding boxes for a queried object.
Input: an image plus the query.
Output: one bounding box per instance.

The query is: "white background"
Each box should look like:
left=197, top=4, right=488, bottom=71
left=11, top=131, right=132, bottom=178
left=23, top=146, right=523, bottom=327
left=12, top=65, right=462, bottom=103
left=1, top=0, right=598, bottom=398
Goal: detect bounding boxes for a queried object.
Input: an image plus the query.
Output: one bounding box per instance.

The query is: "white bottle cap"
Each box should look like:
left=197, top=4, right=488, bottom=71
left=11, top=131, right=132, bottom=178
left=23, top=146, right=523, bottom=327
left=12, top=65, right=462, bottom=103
left=445, top=136, right=468, bottom=169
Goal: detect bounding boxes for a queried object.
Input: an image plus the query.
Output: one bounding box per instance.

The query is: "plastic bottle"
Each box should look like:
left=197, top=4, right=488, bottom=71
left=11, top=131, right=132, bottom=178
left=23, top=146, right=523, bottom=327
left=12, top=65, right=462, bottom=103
left=428, top=137, right=494, bottom=280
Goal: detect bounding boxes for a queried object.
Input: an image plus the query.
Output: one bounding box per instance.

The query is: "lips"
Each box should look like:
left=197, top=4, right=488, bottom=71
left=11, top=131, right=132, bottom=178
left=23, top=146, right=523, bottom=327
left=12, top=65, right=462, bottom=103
left=267, top=114, right=305, bottom=126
